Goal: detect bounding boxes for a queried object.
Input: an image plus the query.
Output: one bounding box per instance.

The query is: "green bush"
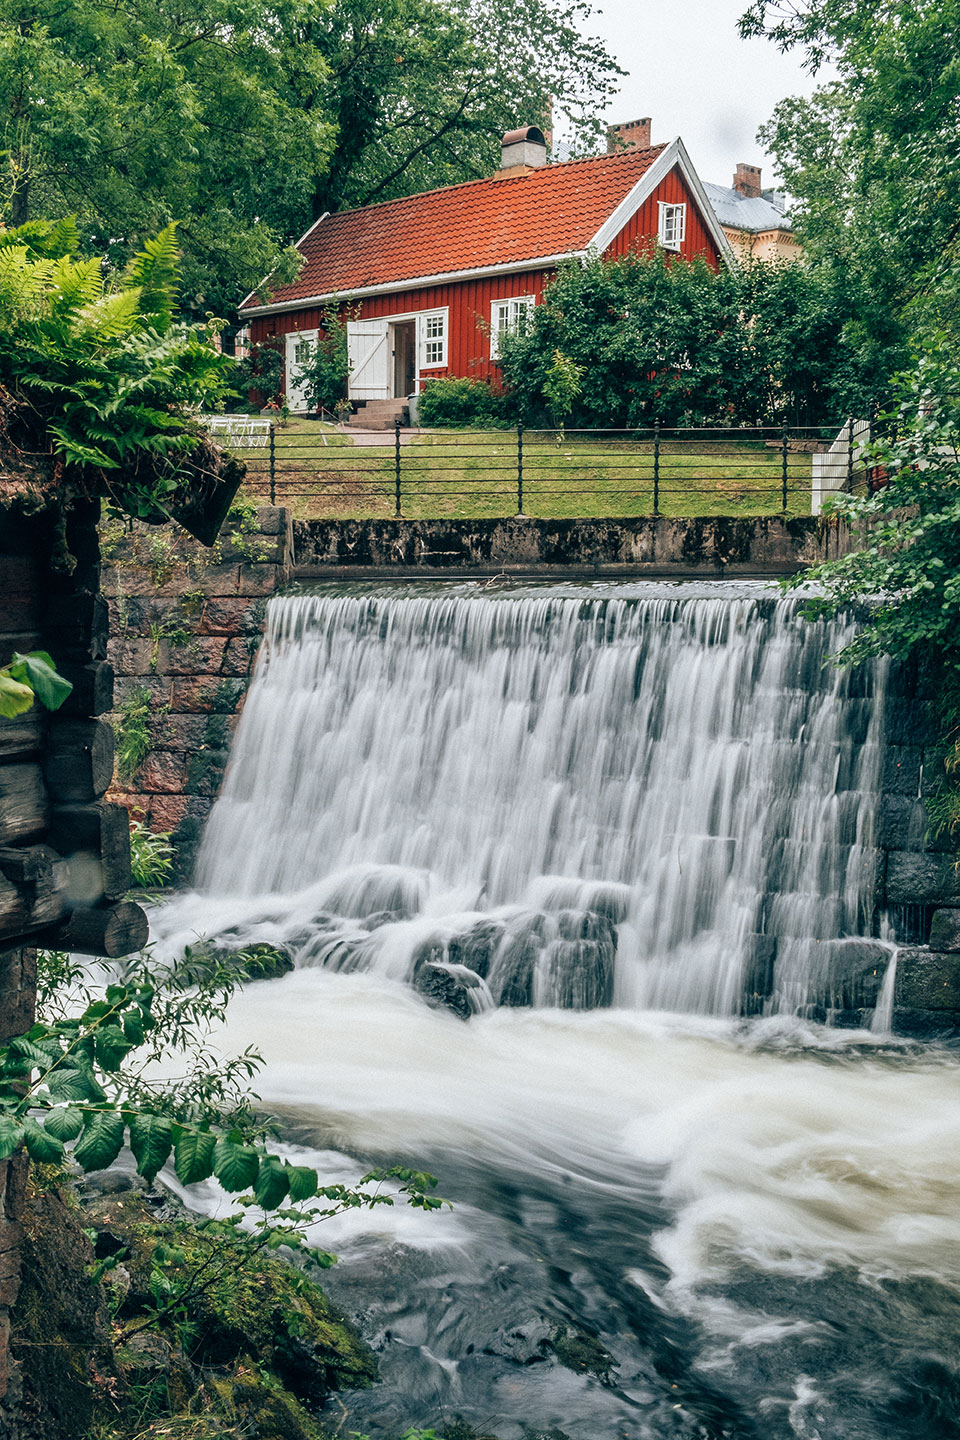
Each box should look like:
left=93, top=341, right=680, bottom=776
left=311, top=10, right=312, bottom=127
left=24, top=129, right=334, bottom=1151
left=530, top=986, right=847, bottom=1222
left=417, top=377, right=508, bottom=428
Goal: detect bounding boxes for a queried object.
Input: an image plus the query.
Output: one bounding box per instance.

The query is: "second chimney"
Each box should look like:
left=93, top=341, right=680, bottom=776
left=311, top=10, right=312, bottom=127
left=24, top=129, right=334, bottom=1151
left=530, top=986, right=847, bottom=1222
left=497, top=126, right=548, bottom=177
left=734, top=163, right=762, bottom=198
left=606, top=117, right=652, bottom=154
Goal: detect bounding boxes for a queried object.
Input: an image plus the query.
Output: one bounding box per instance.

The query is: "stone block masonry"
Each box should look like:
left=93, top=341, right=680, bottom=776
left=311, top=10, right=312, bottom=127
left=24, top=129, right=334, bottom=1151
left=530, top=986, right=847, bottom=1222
left=103, top=506, right=294, bottom=879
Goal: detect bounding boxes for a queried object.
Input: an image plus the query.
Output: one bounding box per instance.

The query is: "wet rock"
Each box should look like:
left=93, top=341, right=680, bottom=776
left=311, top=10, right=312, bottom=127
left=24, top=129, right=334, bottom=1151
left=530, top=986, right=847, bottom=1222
left=544, top=940, right=614, bottom=1010
left=929, top=908, right=960, bottom=953
left=75, top=1169, right=147, bottom=1200
left=549, top=1324, right=617, bottom=1381
left=414, top=962, right=477, bottom=1020
left=740, top=934, right=776, bottom=1016
left=483, top=1318, right=552, bottom=1365
left=448, top=918, right=505, bottom=979
left=556, top=909, right=616, bottom=946
left=240, top=942, right=295, bottom=979
left=493, top=933, right=538, bottom=1007
left=364, top=909, right=405, bottom=930
left=894, top=948, right=960, bottom=1013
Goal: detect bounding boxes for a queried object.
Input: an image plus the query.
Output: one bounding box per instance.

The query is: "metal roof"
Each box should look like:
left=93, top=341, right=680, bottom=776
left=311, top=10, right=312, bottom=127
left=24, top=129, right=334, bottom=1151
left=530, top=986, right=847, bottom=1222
left=703, top=181, right=793, bottom=234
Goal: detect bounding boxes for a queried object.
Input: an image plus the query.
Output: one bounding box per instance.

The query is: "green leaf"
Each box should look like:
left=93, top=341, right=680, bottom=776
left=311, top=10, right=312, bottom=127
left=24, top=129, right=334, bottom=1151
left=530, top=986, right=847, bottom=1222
left=93, top=1024, right=135, bottom=1072
left=0, top=1118, right=25, bottom=1159
left=8, top=653, right=72, bottom=712
left=253, top=1158, right=290, bottom=1211
left=128, top=1112, right=173, bottom=1183
left=46, top=1065, right=105, bottom=1103
left=285, top=1164, right=318, bottom=1203
left=212, top=1138, right=260, bottom=1194
left=0, top=673, right=35, bottom=719
left=23, top=1118, right=64, bottom=1164
left=43, top=1106, right=84, bottom=1141
left=122, top=1011, right=145, bottom=1046
left=73, top=1111, right=125, bottom=1172
left=173, top=1128, right=216, bottom=1185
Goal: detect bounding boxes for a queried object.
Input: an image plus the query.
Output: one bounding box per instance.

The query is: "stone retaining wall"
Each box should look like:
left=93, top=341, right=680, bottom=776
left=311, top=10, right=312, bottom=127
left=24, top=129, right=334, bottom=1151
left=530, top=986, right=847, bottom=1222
left=103, top=506, right=293, bottom=878
left=292, top=513, right=856, bottom=577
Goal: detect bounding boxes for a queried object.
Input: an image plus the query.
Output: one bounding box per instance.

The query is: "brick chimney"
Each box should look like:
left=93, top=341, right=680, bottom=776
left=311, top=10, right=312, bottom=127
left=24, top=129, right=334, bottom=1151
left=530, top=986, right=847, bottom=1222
left=734, top=163, right=762, bottom=198
left=606, top=117, right=652, bottom=154
left=497, top=126, right=548, bottom=177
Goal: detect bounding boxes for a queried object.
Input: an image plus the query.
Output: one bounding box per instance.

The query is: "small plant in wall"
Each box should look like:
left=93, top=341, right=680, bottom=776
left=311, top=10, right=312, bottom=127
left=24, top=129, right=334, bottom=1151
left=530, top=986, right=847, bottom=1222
left=0, top=650, right=73, bottom=717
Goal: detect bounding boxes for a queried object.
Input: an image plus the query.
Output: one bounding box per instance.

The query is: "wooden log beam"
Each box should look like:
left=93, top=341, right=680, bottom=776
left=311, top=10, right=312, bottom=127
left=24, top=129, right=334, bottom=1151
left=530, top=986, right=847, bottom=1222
left=43, top=720, right=115, bottom=803
left=0, top=767, right=47, bottom=846
left=41, top=901, right=148, bottom=958
left=56, top=662, right=114, bottom=719
left=0, top=857, right=68, bottom=944
left=0, top=716, right=43, bottom=763
left=48, top=803, right=131, bottom=900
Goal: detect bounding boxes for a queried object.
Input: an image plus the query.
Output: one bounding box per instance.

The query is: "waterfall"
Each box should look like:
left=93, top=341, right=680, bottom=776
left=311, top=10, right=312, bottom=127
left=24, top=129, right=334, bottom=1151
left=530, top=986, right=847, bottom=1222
left=176, top=583, right=887, bottom=1020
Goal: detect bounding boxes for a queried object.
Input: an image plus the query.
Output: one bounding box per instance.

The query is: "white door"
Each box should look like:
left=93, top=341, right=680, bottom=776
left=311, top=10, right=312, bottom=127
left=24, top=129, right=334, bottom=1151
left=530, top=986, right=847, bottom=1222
left=284, top=330, right=318, bottom=411
left=347, top=320, right=390, bottom=400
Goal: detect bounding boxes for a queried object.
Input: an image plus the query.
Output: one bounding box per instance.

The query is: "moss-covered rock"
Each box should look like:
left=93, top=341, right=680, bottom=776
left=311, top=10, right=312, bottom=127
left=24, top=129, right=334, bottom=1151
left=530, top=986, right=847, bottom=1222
left=83, top=1192, right=376, bottom=1404
left=6, top=1176, right=119, bottom=1440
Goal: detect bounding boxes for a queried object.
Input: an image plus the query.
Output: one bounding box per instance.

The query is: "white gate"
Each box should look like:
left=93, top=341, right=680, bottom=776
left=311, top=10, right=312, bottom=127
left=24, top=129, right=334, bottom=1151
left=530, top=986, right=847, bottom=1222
left=284, top=330, right=318, bottom=412
left=347, top=320, right=390, bottom=400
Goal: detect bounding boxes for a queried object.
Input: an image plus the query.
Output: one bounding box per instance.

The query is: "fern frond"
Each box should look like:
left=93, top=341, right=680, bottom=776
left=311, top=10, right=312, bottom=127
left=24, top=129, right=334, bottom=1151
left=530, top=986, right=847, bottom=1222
left=123, top=223, right=180, bottom=330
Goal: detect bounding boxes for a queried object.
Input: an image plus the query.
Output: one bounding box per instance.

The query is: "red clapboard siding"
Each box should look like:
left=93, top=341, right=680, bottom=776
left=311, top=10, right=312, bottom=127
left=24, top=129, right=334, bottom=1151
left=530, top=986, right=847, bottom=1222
left=247, top=164, right=722, bottom=387
left=606, top=166, right=720, bottom=265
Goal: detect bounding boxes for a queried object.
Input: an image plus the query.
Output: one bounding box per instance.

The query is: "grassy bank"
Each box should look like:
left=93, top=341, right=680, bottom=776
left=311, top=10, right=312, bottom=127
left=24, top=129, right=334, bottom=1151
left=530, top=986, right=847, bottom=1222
left=238, top=421, right=814, bottom=522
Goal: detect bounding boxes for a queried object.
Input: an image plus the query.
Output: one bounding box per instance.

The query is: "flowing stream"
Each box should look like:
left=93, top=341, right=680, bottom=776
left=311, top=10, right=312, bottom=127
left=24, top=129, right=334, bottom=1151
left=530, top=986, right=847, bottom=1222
left=153, top=582, right=960, bottom=1440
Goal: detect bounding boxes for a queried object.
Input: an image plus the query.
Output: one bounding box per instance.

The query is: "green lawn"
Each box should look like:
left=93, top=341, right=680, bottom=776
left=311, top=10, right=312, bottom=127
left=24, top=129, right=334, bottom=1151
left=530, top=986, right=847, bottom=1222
left=239, top=420, right=813, bottom=521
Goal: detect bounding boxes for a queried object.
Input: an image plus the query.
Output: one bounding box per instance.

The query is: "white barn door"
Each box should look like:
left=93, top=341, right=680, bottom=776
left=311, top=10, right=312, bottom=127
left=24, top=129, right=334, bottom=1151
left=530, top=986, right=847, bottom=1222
left=284, top=330, right=318, bottom=412
left=347, top=320, right=390, bottom=400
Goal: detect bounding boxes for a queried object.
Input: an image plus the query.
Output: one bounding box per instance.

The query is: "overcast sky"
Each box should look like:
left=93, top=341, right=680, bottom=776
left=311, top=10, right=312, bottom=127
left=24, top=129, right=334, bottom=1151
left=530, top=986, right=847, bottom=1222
left=567, top=0, right=824, bottom=190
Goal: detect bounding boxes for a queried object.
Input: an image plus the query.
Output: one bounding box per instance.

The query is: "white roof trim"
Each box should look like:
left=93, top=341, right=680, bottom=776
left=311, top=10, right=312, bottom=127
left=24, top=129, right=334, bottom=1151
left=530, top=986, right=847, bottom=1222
left=587, top=138, right=735, bottom=265
left=673, top=139, right=736, bottom=265
left=239, top=250, right=584, bottom=317
left=238, top=211, right=331, bottom=312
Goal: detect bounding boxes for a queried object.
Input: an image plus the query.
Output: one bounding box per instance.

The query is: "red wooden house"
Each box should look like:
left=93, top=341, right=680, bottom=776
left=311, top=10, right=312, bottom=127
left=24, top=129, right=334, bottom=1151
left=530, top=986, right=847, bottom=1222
left=238, top=122, right=732, bottom=414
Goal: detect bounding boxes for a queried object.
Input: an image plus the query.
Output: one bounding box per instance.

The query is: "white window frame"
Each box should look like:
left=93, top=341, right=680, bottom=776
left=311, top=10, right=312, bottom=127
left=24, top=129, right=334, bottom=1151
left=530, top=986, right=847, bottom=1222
left=489, top=295, right=535, bottom=360
left=658, top=202, right=686, bottom=250
left=417, top=308, right=448, bottom=370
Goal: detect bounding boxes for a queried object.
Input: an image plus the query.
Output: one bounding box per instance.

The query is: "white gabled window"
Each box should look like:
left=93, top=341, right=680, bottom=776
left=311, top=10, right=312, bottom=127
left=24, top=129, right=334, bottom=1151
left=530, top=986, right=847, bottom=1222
left=658, top=202, right=686, bottom=250
left=418, top=310, right=447, bottom=369
left=490, top=295, right=535, bottom=360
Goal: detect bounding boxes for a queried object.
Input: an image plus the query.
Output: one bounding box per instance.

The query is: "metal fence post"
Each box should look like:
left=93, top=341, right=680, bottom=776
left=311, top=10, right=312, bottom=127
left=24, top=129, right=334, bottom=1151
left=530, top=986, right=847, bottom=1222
left=846, top=416, right=855, bottom=493
left=394, top=422, right=402, bottom=517
left=517, top=423, right=524, bottom=515
left=269, top=423, right=276, bottom=506
left=781, top=423, right=789, bottom=512
left=653, top=420, right=661, bottom=517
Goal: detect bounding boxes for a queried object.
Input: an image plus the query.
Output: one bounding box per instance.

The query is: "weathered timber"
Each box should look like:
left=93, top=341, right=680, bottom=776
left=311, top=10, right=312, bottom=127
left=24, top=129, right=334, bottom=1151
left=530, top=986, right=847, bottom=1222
left=56, top=662, right=114, bottom=718
left=0, top=767, right=46, bottom=846
left=0, top=847, right=55, bottom=885
left=41, top=900, right=148, bottom=958
left=0, top=874, right=66, bottom=940
left=0, top=716, right=43, bottom=763
left=42, top=593, right=109, bottom=662
left=43, top=720, right=115, bottom=803
left=48, top=803, right=131, bottom=900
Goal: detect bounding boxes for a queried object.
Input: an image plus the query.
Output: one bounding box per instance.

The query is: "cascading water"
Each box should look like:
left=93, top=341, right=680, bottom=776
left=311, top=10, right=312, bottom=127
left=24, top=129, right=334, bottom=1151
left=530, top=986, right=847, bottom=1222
left=152, top=582, right=960, bottom=1440
left=171, top=583, right=888, bottom=1022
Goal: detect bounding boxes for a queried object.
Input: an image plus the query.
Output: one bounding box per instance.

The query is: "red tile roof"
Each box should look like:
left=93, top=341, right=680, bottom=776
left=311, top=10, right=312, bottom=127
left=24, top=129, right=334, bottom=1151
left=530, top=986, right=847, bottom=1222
left=243, top=145, right=666, bottom=309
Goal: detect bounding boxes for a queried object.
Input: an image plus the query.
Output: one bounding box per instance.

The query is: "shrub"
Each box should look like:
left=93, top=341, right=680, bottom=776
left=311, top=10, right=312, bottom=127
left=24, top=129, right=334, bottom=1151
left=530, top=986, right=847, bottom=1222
left=417, top=377, right=508, bottom=428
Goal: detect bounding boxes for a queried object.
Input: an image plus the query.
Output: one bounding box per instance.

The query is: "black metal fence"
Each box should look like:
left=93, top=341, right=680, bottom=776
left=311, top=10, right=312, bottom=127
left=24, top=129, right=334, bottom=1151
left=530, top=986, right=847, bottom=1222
left=227, top=421, right=872, bottom=520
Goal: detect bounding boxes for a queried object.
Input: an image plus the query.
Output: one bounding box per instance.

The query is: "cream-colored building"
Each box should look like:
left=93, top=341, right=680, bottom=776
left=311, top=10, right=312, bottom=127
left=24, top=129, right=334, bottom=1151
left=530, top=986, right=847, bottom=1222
left=704, top=164, right=801, bottom=262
